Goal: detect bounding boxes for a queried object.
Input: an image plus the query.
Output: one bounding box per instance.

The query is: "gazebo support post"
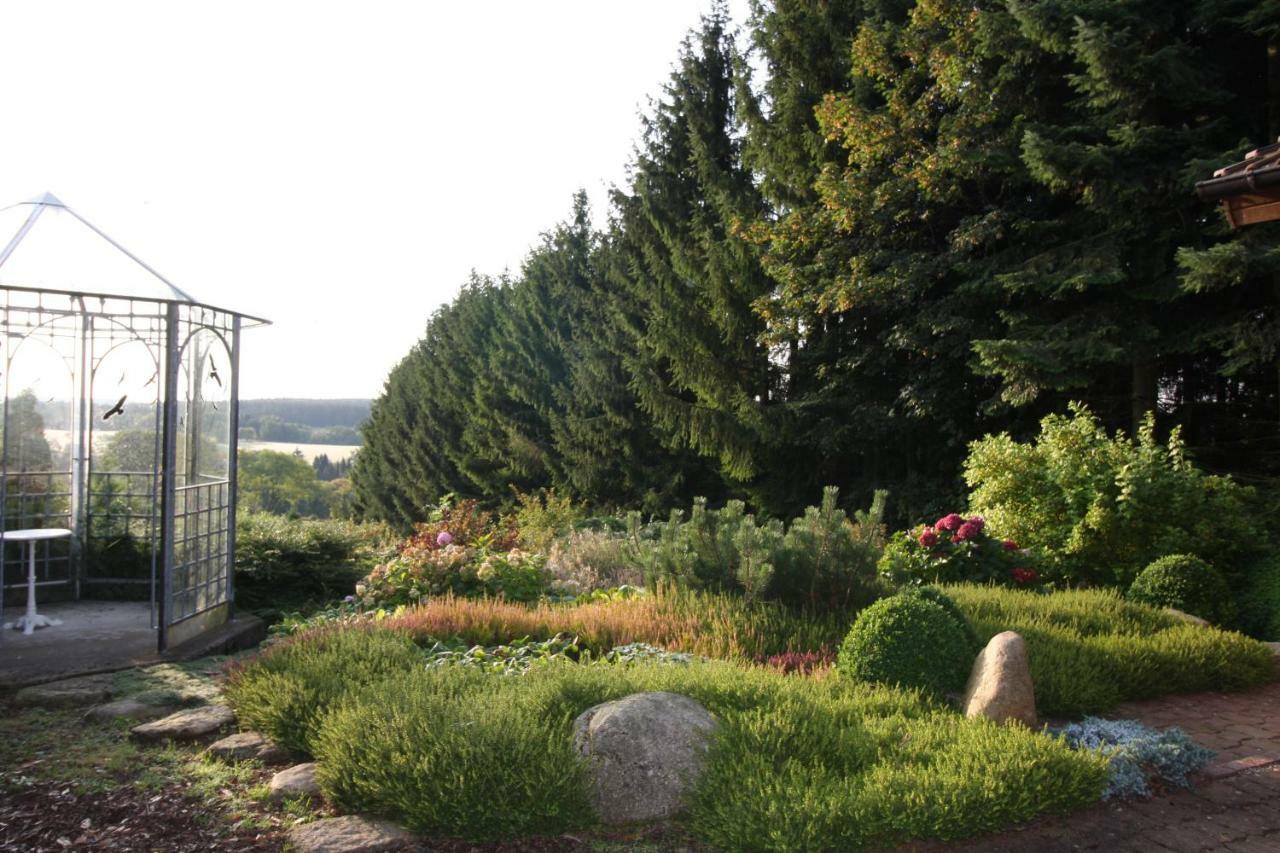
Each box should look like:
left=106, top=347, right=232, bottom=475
left=157, top=302, right=181, bottom=653
left=226, top=315, right=241, bottom=619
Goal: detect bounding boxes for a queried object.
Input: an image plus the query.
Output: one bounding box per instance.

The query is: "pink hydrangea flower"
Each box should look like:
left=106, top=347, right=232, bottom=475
left=1002, top=539, right=1018, bottom=551
left=436, top=531, right=454, bottom=546
left=936, top=513, right=964, bottom=532
left=1011, top=567, right=1038, bottom=585
left=968, top=516, right=985, bottom=533
left=918, top=528, right=939, bottom=548
left=954, top=521, right=981, bottom=542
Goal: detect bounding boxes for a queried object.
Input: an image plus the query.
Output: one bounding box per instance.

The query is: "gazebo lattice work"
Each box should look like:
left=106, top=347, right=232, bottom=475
left=0, top=193, right=267, bottom=652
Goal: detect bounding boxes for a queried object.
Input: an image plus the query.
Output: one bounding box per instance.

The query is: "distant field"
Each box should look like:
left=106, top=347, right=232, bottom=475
left=44, top=431, right=359, bottom=464
left=239, top=440, right=360, bottom=462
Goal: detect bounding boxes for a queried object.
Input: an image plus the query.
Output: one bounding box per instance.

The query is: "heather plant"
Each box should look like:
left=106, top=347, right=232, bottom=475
left=878, top=511, right=1036, bottom=588
left=1056, top=718, right=1214, bottom=800
left=965, top=404, right=1261, bottom=587
left=1127, top=554, right=1235, bottom=626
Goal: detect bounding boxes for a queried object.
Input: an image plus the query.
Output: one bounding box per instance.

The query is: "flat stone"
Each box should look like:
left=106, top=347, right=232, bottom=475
left=286, top=816, right=415, bottom=853
left=130, top=703, right=236, bottom=743
left=573, top=691, right=718, bottom=824
left=963, top=631, right=1037, bottom=728
left=13, top=673, right=115, bottom=708
left=270, top=762, right=321, bottom=802
left=207, top=731, right=291, bottom=764
left=85, top=698, right=173, bottom=723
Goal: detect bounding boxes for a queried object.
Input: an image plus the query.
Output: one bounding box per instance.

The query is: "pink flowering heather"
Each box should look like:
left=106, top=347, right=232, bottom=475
left=1002, top=539, right=1018, bottom=551
left=953, top=521, right=981, bottom=542
left=936, top=513, right=964, bottom=532
left=918, top=527, right=939, bottom=548
left=436, top=531, right=454, bottom=547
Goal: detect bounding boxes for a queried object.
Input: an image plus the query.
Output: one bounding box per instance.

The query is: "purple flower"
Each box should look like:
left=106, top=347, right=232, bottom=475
left=344, top=595, right=356, bottom=603
left=436, top=531, right=454, bottom=546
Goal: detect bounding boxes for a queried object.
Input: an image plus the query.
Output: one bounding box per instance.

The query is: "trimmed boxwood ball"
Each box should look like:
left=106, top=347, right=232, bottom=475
left=897, top=585, right=982, bottom=655
left=838, top=593, right=975, bottom=697
left=1127, top=554, right=1235, bottom=626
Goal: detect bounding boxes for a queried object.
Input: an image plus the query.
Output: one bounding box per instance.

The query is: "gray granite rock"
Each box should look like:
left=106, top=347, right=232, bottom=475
left=270, top=762, right=322, bottom=802
left=206, top=731, right=291, bottom=764
left=14, top=675, right=113, bottom=709
left=573, top=691, right=718, bottom=824
left=963, top=631, right=1037, bottom=728
left=85, top=698, right=172, bottom=723
left=286, top=816, right=415, bottom=852
left=130, top=704, right=236, bottom=743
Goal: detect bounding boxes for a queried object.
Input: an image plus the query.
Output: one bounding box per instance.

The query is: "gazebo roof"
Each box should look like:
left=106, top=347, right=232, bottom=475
left=0, top=193, right=266, bottom=323
left=1195, top=140, right=1280, bottom=228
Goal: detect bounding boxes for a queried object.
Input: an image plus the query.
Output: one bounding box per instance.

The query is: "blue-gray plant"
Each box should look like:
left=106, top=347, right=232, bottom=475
left=1056, top=717, right=1214, bottom=799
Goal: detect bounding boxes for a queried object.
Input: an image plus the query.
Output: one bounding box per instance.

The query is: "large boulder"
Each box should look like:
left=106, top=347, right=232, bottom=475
left=572, top=691, right=718, bottom=825
left=963, top=631, right=1037, bottom=728
left=286, top=816, right=415, bottom=853
left=130, top=704, right=236, bottom=743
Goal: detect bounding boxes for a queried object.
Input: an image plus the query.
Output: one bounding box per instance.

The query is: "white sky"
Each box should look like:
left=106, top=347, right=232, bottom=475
left=0, top=0, right=753, bottom=399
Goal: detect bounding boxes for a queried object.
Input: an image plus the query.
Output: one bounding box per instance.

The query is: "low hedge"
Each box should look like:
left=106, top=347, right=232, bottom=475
left=230, top=633, right=1107, bottom=848
left=944, top=585, right=1275, bottom=716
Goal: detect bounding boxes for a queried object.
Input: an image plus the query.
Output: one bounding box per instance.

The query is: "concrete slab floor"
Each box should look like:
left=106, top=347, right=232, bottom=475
left=0, top=601, right=159, bottom=688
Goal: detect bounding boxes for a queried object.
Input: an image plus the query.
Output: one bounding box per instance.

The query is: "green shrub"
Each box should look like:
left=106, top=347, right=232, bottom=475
left=897, top=586, right=981, bottom=654
left=624, top=487, right=886, bottom=611
left=235, top=513, right=391, bottom=619
left=944, top=584, right=1275, bottom=716
left=964, top=404, right=1260, bottom=587
left=1127, top=554, right=1235, bottom=626
left=512, top=488, right=585, bottom=553
left=1238, top=557, right=1280, bottom=640
left=837, top=594, right=974, bottom=697
left=879, top=513, right=1037, bottom=588
left=358, top=545, right=549, bottom=608
left=295, top=656, right=1107, bottom=848
left=224, top=626, right=421, bottom=753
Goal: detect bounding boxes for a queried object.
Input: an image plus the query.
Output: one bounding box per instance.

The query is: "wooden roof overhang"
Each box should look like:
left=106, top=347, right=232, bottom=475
left=1196, top=139, right=1280, bottom=228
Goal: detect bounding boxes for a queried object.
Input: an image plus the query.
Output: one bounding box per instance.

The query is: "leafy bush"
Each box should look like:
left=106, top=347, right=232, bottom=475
left=546, top=529, right=641, bottom=596
left=512, top=488, right=585, bottom=553
left=224, top=626, right=422, bottom=754
left=896, top=585, right=981, bottom=655
left=1237, top=556, right=1280, bottom=640
left=422, top=634, right=583, bottom=675
left=624, top=487, right=886, bottom=611
left=358, top=545, right=549, bottom=608
left=385, top=584, right=848, bottom=661
left=1056, top=718, right=1214, bottom=800
left=234, top=513, right=392, bottom=620
left=879, top=513, right=1037, bottom=588
left=965, top=404, right=1260, bottom=587
left=837, top=593, right=974, bottom=698
left=1127, top=554, right=1235, bottom=626
left=944, top=585, right=1275, bottom=716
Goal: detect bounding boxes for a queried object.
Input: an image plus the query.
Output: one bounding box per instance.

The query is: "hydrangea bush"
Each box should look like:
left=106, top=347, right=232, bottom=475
left=1056, top=717, right=1214, bottom=799
left=878, top=512, right=1038, bottom=587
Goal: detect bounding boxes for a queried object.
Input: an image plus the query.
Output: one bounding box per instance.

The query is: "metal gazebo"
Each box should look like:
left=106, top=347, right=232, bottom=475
left=0, top=193, right=267, bottom=652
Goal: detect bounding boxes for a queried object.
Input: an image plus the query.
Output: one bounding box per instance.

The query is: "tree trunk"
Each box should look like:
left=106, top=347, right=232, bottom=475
left=1132, top=361, right=1158, bottom=434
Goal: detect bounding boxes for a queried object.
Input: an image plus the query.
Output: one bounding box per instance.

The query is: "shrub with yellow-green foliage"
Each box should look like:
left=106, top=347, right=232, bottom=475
left=944, top=585, right=1275, bottom=716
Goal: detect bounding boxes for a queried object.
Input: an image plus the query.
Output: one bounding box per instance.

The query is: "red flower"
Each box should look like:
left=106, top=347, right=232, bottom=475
left=954, top=521, right=981, bottom=542
left=936, top=513, right=964, bottom=532
left=1002, top=539, right=1018, bottom=551
left=968, top=516, right=985, bottom=533
left=1012, top=567, right=1038, bottom=585
left=918, top=528, right=939, bottom=548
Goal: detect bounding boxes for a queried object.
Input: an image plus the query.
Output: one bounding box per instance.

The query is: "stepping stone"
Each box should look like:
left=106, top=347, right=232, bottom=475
left=130, top=704, right=236, bottom=743
left=286, top=816, right=415, bottom=853
left=14, top=674, right=114, bottom=709
left=270, top=762, right=321, bottom=802
left=85, top=698, right=174, bottom=723
left=207, top=731, right=291, bottom=764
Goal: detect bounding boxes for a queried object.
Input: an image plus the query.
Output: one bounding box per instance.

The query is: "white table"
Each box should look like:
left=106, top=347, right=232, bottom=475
left=4, top=528, right=71, bottom=635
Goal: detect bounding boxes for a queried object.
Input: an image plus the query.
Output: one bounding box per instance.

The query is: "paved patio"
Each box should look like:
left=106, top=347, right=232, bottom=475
left=0, top=601, right=159, bottom=688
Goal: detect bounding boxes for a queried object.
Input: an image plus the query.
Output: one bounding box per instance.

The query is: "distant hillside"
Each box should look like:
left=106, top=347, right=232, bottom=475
left=239, top=399, right=370, bottom=429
